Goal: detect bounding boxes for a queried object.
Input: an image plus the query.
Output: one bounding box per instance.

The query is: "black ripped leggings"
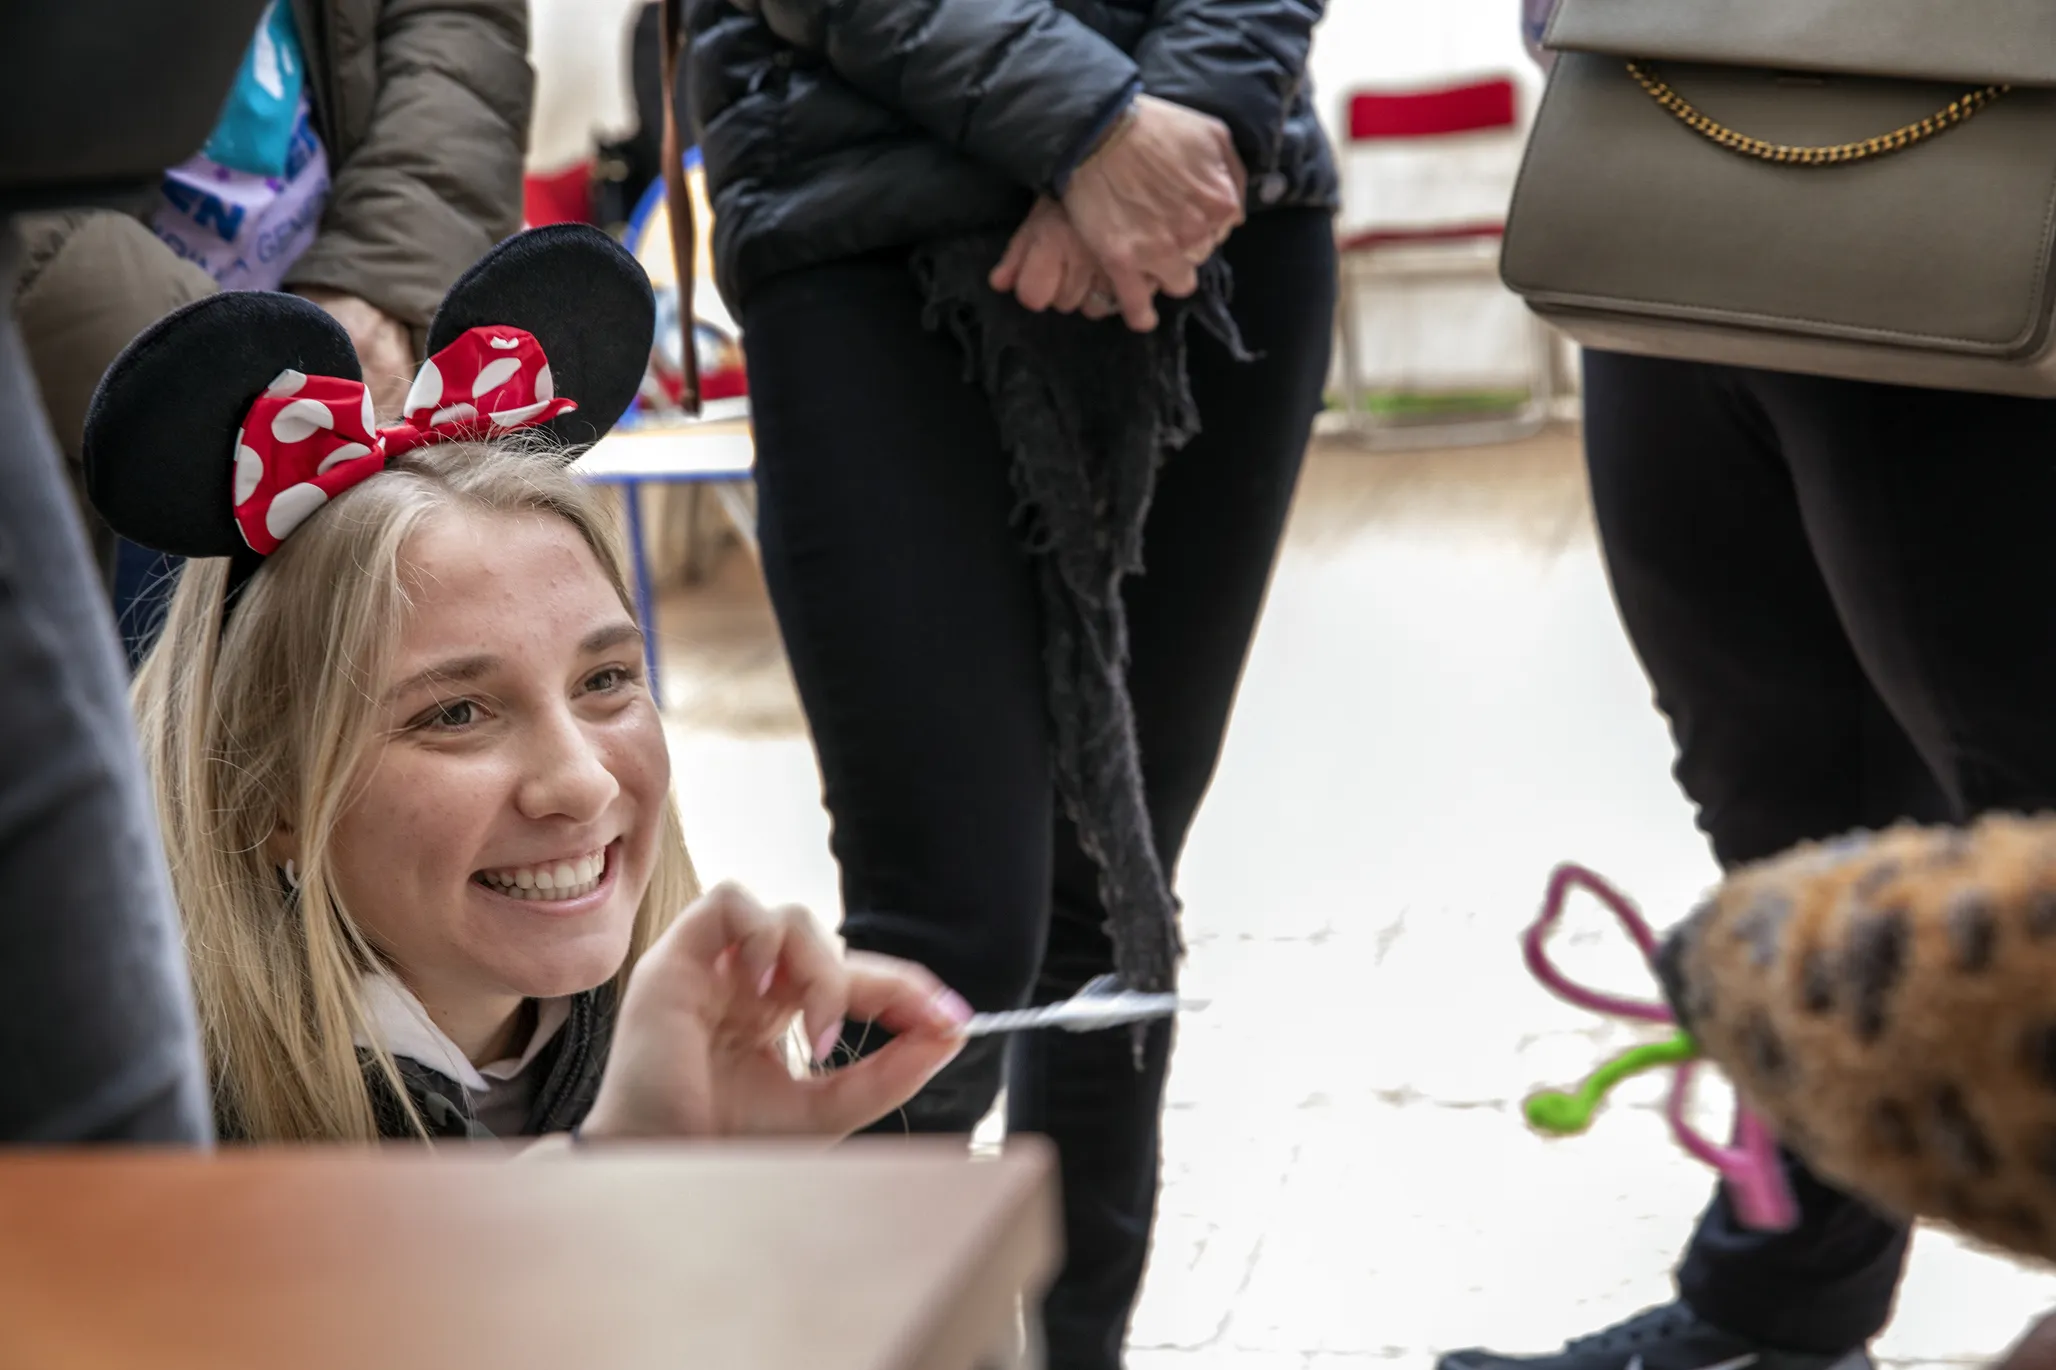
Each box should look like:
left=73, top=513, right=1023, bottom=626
left=739, top=207, right=1336, bottom=1369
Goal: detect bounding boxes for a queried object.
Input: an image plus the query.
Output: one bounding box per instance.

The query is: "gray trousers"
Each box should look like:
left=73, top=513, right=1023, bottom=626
left=0, top=221, right=210, bottom=1142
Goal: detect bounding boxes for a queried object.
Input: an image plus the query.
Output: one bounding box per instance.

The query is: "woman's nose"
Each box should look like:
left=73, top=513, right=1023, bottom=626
left=515, top=710, right=620, bottom=823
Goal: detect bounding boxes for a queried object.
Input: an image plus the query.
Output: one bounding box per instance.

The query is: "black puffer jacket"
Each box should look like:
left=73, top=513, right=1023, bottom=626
left=687, top=0, right=1338, bottom=310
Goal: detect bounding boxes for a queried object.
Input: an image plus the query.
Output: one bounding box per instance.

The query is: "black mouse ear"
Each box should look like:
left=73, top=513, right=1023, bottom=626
left=425, top=224, right=656, bottom=452
left=82, top=292, right=362, bottom=558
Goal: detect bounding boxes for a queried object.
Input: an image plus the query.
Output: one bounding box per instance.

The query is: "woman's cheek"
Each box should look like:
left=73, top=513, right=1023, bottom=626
left=613, top=708, right=673, bottom=800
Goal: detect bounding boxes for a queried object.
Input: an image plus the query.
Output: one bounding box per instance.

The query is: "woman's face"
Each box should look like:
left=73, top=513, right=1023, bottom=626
left=327, top=507, right=669, bottom=1029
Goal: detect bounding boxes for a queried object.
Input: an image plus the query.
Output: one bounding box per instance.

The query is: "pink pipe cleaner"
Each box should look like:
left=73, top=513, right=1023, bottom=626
left=1523, top=862, right=1798, bottom=1232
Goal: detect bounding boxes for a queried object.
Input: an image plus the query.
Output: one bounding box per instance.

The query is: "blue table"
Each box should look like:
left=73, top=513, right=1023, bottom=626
left=572, top=411, right=756, bottom=709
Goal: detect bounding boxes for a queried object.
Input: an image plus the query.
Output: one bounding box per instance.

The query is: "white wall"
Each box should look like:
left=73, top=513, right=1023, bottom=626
left=526, top=0, right=1552, bottom=391
left=1308, top=1, right=1547, bottom=392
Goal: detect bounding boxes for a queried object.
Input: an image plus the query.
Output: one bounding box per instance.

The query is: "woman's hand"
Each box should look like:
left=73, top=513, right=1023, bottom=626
left=290, top=287, right=415, bottom=419
left=1061, top=93, right=1247, bottom=332
left=578, top=883, right=971, bottom=1142
left=990, top=197, right=1122, bottom=320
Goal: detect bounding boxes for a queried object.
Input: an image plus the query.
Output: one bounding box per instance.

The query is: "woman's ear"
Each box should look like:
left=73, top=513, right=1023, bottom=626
left=264, top=821, right=299, bottom=873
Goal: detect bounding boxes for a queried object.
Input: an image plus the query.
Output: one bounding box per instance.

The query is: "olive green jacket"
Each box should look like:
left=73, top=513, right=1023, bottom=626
left=284, top=0, right=533, bottom=331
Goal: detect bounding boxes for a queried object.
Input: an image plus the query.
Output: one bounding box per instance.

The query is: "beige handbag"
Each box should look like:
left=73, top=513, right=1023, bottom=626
left=1500, top=0, right=2056, bottom=396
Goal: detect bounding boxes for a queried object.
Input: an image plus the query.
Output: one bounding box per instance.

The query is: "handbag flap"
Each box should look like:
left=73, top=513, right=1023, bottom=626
left=1547, top=0, right=2056, bottom=89
left=1501, top=56, right=2056, bottom=360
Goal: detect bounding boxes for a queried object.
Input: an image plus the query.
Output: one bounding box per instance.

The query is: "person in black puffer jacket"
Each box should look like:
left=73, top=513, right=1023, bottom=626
left=686, top=4, right=1336, bottom=1366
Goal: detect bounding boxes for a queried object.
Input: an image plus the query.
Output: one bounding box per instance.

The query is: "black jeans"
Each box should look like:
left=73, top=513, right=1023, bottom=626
left=1582, top=349, right=2056, bottom=1352
left=741, top=208, right=1335, bottom=1369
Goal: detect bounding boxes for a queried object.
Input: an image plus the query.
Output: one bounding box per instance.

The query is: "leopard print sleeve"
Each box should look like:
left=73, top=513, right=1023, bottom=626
left=1663, top=814, right=2056, bottom=1264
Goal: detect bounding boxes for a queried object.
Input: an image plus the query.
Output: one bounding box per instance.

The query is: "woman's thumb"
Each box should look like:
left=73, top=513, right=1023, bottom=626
left=803, top=1032, right=965, bottom=1137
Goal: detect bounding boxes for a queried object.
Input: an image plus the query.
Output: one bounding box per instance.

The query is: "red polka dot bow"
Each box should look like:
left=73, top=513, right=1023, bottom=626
left=231, top=326, right=577, bottom=554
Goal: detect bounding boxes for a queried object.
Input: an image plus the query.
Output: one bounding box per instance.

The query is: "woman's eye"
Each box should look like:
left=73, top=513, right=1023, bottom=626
left=584, top=665, right=637, bottom=695
left=417, top=699, right=479, bottom=730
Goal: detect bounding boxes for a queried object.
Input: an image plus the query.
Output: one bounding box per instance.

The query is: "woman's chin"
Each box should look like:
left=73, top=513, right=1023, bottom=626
left=490, top=911, right=637, bottom=1002
left=505, top=945, right=630, bottom=1001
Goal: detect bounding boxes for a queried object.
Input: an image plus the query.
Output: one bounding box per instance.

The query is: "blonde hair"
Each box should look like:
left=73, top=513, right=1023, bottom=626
left=131, top=443, right=699, bottom=1142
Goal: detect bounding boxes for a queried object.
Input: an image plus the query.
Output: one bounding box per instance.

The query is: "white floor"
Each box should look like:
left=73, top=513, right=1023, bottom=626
left=652, top=429, right=2056, bottom=1369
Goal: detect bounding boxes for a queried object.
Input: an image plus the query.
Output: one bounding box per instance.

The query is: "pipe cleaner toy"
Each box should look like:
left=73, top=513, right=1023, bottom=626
left=1520, top=862, right=1798, bottom=1231
left=1525, top=815, right=2056, bottom=1267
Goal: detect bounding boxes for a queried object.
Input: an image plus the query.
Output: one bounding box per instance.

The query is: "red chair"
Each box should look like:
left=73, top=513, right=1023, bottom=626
left=1333, top=75, right=1558, bottom=448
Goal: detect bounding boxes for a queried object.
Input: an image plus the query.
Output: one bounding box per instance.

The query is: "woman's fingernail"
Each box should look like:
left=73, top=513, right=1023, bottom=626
left=933, top=989, right=974, bottom=1027
left=813, top=1023, right=843, bottom=1066
left=757, top=965, right=776, bottom=997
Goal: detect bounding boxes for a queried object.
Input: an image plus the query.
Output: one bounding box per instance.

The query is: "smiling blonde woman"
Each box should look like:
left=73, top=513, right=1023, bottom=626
left=90, top=225, right=969, bottom=1145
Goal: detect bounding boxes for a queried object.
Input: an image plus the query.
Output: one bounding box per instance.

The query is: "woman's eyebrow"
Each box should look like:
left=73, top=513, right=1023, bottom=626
left=382, top=624, right=639, bottom=704
left=383, top=653, right=498, bottom=704
left=581, top=622, right=644, bottom=655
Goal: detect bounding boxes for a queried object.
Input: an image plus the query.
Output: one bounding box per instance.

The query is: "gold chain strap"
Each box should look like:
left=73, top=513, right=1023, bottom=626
left=1624, top=61, right=2010, bottom=166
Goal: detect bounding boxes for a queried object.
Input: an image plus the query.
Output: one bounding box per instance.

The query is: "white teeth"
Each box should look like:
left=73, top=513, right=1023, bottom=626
left=477, top=849, right=607, bottom=900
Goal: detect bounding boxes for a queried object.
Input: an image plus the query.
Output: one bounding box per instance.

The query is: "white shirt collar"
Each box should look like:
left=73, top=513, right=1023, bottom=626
left=355, top=975, right=570, bottom=1095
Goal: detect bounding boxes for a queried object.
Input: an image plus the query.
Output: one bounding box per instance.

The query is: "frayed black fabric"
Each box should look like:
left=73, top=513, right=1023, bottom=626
left=909, top=235, right=1250, bottom=999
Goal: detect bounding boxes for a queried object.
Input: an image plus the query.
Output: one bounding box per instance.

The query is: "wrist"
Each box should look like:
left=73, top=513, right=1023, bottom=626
left=1053, top=80, right=1143, bottom=196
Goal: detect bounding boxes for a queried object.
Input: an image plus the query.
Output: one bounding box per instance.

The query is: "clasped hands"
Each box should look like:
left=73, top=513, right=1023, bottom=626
left=989, top=94, right=1247, bottom=333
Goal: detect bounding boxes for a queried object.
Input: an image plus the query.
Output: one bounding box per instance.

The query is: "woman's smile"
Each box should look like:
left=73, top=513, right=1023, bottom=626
left=472, top=839, right=622, bottom=912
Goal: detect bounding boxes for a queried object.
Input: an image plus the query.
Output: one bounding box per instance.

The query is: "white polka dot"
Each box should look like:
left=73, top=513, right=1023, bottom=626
left=316, top=442, right=375, bottom=474
left=471, top=357, right=522, bottom=397
left=403, top=358, right=444, bottom=417
left=488, top=335, right=522, bottom=350
left=270, top=397, right=335, bottom=444
left=487, top=400, right=552, bottom=428
left=265, top=482, right=329, bottom=541
left=429, top=402, right=478, bottom=428
left=266, top=369, right=308, bottom=398
left=534, top=363, right=554, bottom=402
left=233, top=444, right=264, bottom=506
left=360, top=389, right=376, bottom=435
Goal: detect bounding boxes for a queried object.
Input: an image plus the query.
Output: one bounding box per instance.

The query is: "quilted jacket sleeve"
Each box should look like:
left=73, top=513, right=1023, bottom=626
left=754, top=0, right=1140, bottom=194
left=1133, top=0, right=1324, bottom=176
left=283, top=0, right=532, bottom=331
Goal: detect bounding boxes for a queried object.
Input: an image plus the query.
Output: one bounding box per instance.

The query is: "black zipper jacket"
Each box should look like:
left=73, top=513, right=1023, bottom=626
left=687, top=0, right=1339, bottom=310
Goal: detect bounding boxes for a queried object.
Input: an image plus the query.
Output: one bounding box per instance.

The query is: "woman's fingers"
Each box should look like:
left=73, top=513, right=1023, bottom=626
left=1106, top=265, right=1160, bottom=332
left=801, top=1031, right=965, bottom=1137
left=1014, top=239, right=1064, bottom=312
left=673, top=882, right=779, bottom=988
left=1153, top=254, right=1200, bottom=300
left=1081, top=277, right=1119, bottom=321
left=799, top=955, right=972, bottom=1136
left=840, top=952, right=970, bottom=1036
left=989, top=223, right=1031, bottom=293
left=765, top=903, right=850, bottom=1065
left=667, top=886, right=850, bottom=1060
left=1053, top=250, right=1095, bottom=313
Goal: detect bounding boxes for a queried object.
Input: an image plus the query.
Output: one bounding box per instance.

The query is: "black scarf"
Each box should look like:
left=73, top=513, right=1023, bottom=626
left=910, top=234, right=1249, bottom=997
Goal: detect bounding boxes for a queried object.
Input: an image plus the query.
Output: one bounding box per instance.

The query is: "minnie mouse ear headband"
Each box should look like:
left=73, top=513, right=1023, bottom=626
left=83, top=224, right=655, bottom=600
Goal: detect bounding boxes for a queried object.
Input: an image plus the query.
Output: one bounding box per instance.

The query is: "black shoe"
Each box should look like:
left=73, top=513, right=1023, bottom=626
left=1437, top=1303, right=1872, bottom=1370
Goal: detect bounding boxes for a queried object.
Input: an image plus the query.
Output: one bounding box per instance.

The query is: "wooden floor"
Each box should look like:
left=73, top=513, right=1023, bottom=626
left=651, top=426, right=2055, bottom=1370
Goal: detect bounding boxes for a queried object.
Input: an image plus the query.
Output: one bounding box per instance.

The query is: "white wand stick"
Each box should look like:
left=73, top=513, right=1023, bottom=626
left=961, top=975, right=1210, bottom=1038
